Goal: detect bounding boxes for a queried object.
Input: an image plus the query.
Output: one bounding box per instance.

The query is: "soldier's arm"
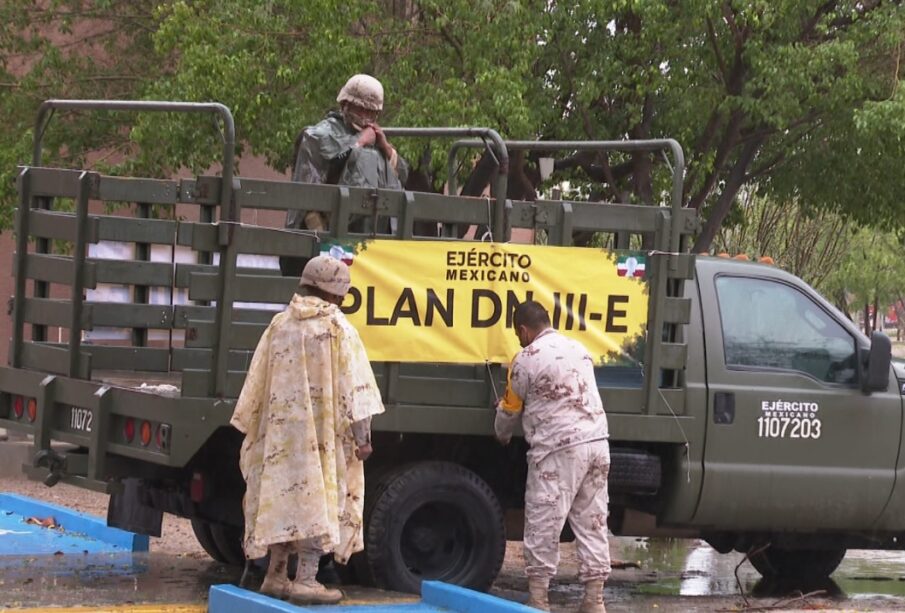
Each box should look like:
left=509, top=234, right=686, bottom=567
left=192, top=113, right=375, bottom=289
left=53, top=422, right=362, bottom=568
left=494, top=358, right=526, bottom=445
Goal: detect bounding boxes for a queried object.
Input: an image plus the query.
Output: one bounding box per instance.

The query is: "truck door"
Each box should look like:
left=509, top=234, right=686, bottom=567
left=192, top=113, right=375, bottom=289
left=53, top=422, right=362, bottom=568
left=693, top=263, right=901, bottom=530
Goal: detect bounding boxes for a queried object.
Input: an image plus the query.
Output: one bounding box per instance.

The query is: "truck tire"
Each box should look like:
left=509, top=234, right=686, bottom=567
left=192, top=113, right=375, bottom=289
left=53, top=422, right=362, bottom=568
left=364, top=461, right=505, bottom=594
left=748, top=545, right=846, bottom=581
left=347, top=464, right=403, bottom=587
left=609, top=448, right=661, bottom=494
left=190, top=519, right=228, bottom=563
left=209, top=523, right=246, bottom=565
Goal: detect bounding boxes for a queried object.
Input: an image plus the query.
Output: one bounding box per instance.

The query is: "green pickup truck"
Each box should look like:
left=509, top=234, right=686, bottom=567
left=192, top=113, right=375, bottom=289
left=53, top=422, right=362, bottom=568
left=0, top=100, right=897, bottom=593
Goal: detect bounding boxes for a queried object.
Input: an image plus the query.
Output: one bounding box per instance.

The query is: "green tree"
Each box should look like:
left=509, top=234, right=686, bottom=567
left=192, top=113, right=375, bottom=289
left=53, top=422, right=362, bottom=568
left=0, top=0, right=164, bottom=225
left=823, top=229, right=905, bottom=334
left=92, top=0, right=905, bottom=247
left=2, top=1, right=904, bottom=248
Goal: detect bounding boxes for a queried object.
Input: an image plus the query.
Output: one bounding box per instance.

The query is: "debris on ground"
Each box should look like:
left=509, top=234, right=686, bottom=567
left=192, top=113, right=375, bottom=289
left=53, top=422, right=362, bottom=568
left=24, top=516, right=59, bottom=529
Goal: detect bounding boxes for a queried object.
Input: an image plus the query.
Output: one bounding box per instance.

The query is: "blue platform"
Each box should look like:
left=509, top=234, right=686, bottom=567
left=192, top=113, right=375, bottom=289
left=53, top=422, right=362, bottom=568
left=209, top=581, right=538, bottom=612
left=0, top=493, right=149, bottom=555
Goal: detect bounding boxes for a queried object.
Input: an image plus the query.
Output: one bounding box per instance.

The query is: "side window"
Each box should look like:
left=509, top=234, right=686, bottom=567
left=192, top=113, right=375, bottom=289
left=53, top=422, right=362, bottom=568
left=715, top=276, right=857, bottom=384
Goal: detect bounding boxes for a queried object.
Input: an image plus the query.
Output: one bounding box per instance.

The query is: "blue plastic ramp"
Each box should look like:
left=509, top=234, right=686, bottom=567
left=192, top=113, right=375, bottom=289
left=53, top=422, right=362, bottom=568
left=209, top=581, right=538, bottom=612
left=0, top=493, right=149, bottom=555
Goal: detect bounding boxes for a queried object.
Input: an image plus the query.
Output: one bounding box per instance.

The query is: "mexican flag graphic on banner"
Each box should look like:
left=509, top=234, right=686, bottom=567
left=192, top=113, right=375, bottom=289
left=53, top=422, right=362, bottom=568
left=321, top=242, right=356, bottom=266
left=616, top=254, right=646, bottom=278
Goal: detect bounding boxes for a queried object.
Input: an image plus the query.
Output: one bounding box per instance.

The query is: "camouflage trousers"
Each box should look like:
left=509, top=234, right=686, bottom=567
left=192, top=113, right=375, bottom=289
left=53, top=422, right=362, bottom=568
left=524, top=439, right=611, bottom=582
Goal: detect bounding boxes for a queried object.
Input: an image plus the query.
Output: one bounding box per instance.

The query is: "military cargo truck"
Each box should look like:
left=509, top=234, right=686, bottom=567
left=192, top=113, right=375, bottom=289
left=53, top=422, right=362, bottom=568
left=0, top=100, right=898, bottom=593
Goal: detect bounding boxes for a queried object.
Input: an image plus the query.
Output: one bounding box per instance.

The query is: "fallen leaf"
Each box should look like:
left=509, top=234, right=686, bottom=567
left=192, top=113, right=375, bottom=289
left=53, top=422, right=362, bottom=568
left=24, top=516, right=59, bottom=529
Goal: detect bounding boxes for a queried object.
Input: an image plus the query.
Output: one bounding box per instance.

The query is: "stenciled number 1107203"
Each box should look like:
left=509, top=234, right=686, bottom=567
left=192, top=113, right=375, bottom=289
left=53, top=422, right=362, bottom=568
left=757, top=416, right=821, bottom=439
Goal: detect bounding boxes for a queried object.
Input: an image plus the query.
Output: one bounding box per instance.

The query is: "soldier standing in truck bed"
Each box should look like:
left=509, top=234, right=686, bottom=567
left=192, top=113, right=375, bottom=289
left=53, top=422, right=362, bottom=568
left=281, top=74, right=409, bottom=276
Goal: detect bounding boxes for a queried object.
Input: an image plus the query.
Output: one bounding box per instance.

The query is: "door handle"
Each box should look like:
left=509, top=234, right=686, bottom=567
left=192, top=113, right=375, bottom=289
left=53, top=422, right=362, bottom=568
left=714, top=392, right=735, bottom=424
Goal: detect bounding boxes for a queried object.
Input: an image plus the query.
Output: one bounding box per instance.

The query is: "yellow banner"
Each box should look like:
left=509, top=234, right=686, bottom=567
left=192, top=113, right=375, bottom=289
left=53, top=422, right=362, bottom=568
left=332, top=241, right=648, bottom=364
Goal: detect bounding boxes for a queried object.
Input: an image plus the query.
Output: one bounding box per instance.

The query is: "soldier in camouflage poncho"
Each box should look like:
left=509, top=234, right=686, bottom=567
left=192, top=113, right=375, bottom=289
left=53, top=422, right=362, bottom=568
left=231, top=255, right=384, bottom=605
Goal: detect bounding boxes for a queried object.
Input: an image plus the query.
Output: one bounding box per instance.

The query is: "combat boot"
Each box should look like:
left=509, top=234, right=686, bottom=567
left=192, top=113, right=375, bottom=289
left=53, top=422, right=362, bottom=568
left=286, top=579, right=343, bottom=605
left=578, top=579, right=606, bottom=613
left=259, top=572, right=290, bottom=600
left=526, top=576, right=550, bottom=611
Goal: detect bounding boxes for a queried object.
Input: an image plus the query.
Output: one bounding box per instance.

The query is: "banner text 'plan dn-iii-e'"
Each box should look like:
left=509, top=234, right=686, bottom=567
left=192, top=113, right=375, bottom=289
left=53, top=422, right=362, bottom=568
left=328, top=241, right=648, bottom=364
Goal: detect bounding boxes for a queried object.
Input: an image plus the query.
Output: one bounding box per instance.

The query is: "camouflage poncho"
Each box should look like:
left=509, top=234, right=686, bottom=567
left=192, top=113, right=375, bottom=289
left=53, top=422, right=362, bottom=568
left=230, top=294, right=384, bottom=561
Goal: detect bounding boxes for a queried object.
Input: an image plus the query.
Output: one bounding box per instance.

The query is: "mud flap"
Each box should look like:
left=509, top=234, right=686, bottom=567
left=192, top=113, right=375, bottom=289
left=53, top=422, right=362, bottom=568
left=107, top=478, right=163, bottom=537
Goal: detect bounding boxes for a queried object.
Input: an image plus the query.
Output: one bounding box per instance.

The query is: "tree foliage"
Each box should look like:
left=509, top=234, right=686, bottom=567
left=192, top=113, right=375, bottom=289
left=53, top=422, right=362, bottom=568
left=1, top=1, right=904, bottom=249
left=822, top=228, right=905, bottom=333
left=0, top=0, right=163, bottom=225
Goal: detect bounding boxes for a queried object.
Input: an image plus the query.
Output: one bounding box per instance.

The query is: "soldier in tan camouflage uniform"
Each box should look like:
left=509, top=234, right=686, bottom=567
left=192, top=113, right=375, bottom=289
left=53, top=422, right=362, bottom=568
left=495, top=300, right=610, bottom=613
left=231, top=255, right=384, bottom=605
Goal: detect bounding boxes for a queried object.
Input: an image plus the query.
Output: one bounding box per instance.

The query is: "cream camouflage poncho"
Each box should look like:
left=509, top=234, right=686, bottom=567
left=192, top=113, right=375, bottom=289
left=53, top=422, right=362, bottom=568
left=230, top=294, right=384, bottom=562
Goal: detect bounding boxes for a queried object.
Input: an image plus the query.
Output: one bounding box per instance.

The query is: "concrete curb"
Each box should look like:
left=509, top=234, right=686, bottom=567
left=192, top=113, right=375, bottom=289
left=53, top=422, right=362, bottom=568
left=0, top=492, right=149, bottom=552
left=209, top=581, right=538, bottom=612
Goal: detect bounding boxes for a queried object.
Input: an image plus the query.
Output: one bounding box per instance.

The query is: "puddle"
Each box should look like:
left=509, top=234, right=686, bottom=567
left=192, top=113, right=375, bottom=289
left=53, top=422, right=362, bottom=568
left=0, top=552, right=239, bottom=608
left=612, top=537, right=905, bottom=602
left=4, top=536, right=905, bottom=610
left=0, top=551, right=421, bottom=609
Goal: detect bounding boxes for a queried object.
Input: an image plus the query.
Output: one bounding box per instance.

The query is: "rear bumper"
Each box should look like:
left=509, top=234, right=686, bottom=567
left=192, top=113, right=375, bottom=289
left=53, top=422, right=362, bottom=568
left=0, top=366, right=232, bottom=490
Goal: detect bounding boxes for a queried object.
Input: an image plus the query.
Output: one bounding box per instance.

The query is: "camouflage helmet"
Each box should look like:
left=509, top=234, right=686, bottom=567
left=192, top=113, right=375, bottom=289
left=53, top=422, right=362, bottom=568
left=336, top=74, right=384, bottom=111
left=300, top=254, right=351, bottom=297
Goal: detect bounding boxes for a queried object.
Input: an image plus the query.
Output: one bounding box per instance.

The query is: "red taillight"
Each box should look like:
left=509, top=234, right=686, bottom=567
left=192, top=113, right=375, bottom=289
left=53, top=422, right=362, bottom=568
left=190, top=471, right=204, bottom=503
left=26, top=398, right=37, bottom=423
left=123, top=418, right=135, bottom=443
left=12, top=396, right=24, bottom=419
left=139, top=421, right=152, bottom=446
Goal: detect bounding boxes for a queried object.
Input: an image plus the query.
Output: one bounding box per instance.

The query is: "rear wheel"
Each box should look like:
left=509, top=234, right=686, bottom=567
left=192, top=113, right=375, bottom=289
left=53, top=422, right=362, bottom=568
left=748, top=545, right=846, bottom=581
left=190, top=519, right=228, bottom=563
left=209, top=522, right=246, bottom=565
left=364, top=461, right=506, bottom=594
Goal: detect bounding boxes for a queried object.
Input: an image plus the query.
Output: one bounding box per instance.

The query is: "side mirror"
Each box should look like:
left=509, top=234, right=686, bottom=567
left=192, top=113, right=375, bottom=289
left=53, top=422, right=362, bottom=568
left=861, top=331, right=891, bottom=394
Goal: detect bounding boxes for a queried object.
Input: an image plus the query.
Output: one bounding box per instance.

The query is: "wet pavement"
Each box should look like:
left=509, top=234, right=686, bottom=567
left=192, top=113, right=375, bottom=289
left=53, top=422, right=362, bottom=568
left=495, top=538, right=905, bottom=612
left=2, top=538, right=905, bottom=611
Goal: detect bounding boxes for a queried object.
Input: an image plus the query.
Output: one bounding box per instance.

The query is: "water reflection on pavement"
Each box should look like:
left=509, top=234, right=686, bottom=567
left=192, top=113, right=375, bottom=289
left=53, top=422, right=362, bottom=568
left=0, top=552, right=239, bottom=608
left=3, top=538, right=905, bottom=611
left=600, top=537, right=905, bottom=612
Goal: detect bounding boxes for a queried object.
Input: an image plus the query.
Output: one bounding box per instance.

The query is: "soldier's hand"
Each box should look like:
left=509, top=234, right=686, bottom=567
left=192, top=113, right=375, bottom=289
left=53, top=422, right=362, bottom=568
left=356, top=127, right=377, bottom=147
left=355, top=443, right=373, bottom=461
left=372, top=126, right=393, bottom=158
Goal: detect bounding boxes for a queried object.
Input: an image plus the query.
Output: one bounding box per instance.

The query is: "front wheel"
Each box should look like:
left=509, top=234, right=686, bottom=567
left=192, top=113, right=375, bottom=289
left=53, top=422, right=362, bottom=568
left=364, top=461, right=506, bottom=594
left=748, top=545, right=846, bottom=581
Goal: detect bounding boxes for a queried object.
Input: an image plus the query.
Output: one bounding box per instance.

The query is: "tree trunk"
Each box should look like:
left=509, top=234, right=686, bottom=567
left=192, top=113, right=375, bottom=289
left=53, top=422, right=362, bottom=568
left=864, top=303, right=872, bottom=336
left=692, top=137, right=763, bottom=252
left=873, top=293, right=880, bottom=334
